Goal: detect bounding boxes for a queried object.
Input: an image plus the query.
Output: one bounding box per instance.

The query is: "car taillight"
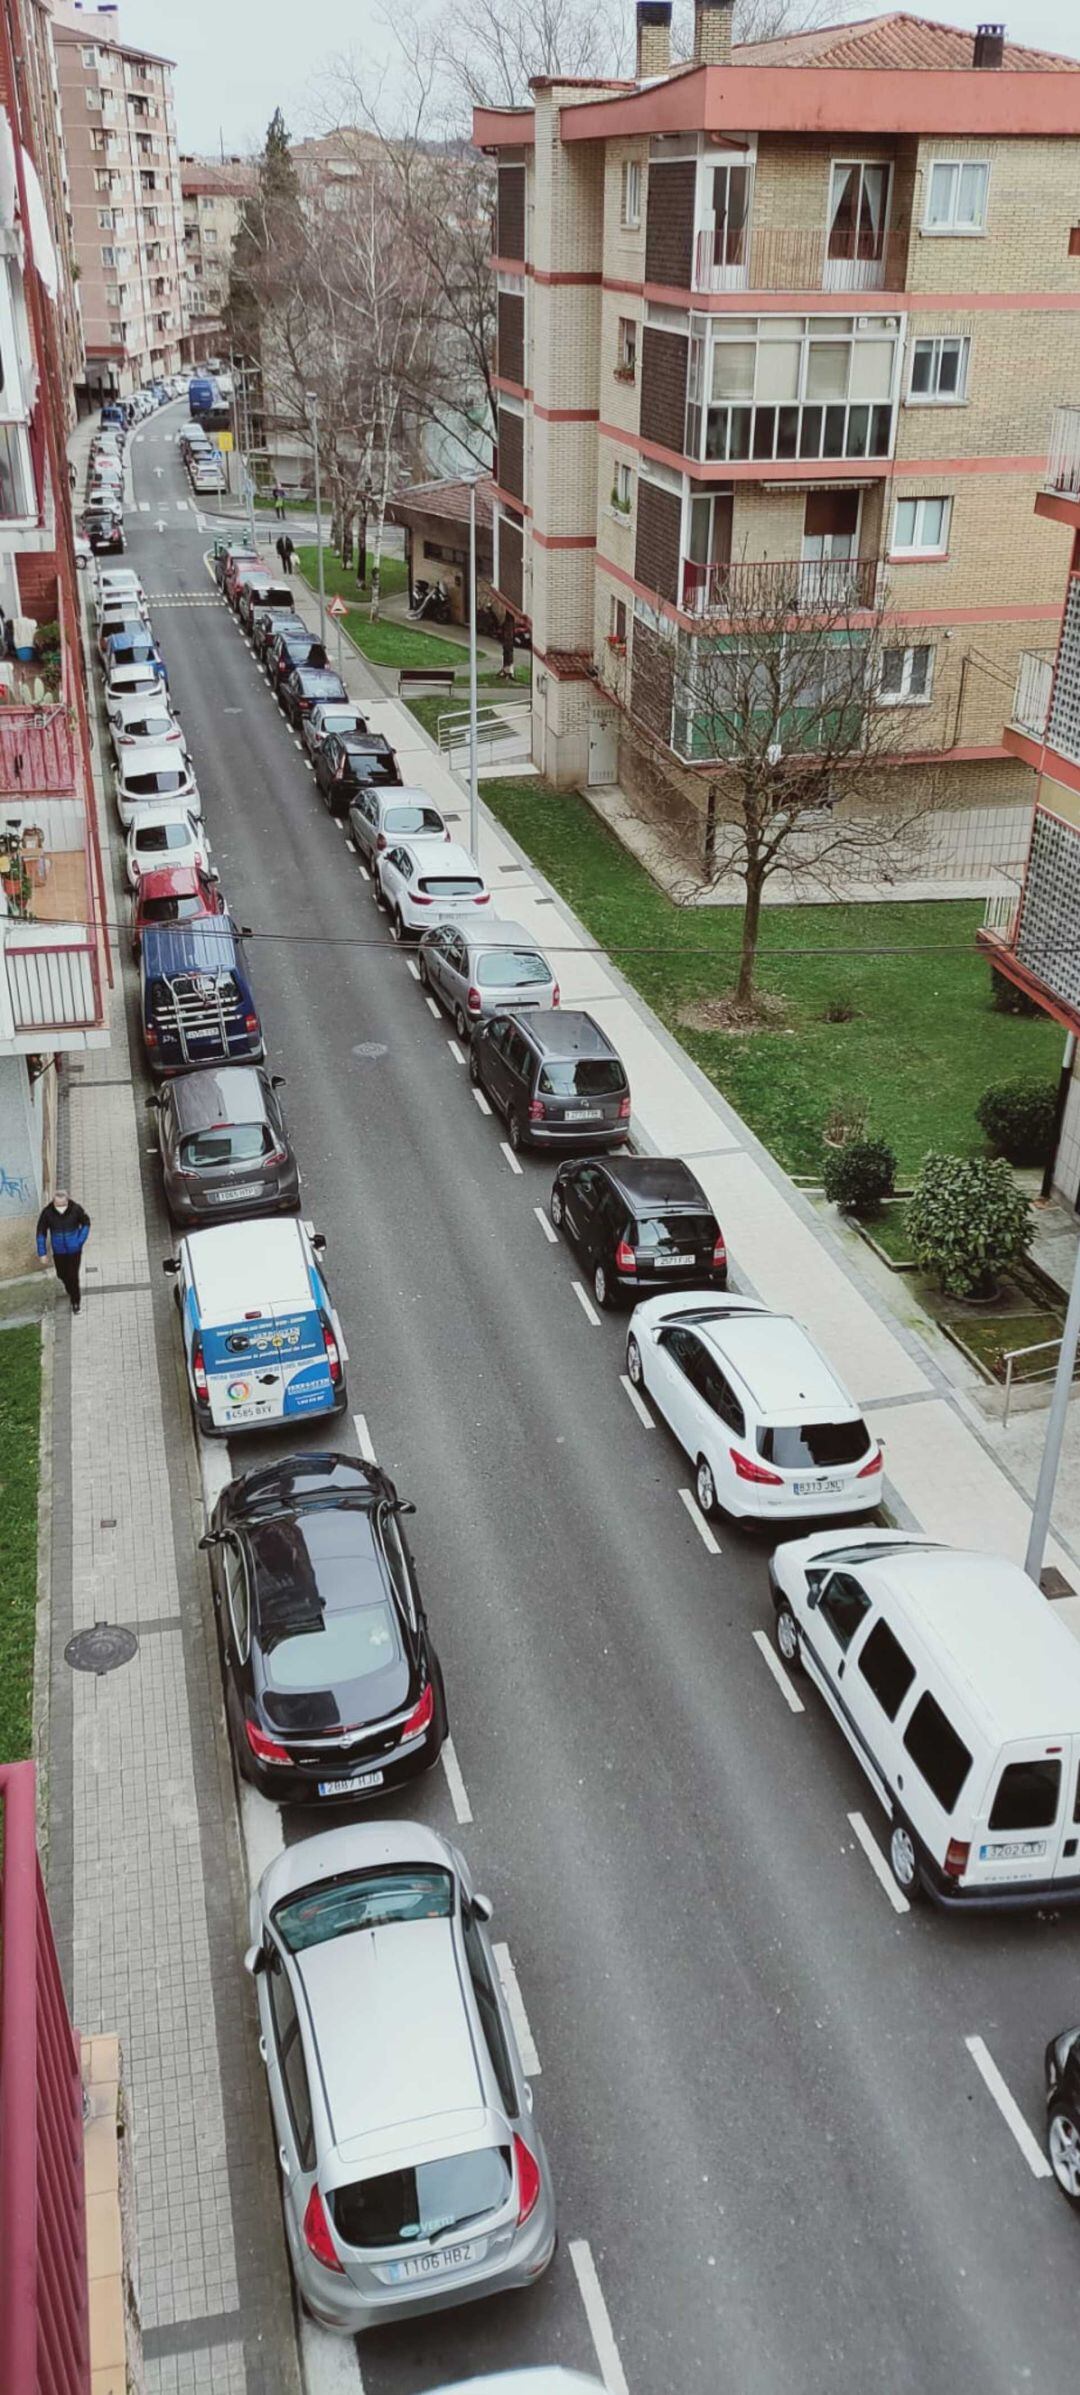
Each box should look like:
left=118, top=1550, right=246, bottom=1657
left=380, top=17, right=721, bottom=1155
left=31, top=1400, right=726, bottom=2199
left=857, top=1450, right=883, bottom=1477
left=513, top=2134, right=541, bottom=2226
left=614, top=1238, right=636, bottom=1273
left=466, top=986, right=482, bottom=1014
left=244, top=1719, right=293, bottom=1766
left=944, top=1839, right=970, bottom=1880
left=243, top=1013, right=258, bottom=1034
left=191, top=1338, right=208, bottom=1402
left=474, top=892, right=491, bottom=905
left=552, top=982, right=560, bottom=1006
left=618, top=1094, right=631, bottom=1120
left=144, top=1023, right=156, bottom=1046
left=322, top=1321, right=342, bottom=1386
left=412, top=893, right=433, bottom=906
left=303, top=2186, right=344, bottom=2273
left=730, top=1447, right=783, bottom=1485
left=712, top=1235, right=727, bottom=1268
left=376, top=832, right=388, bottom=850
left=528, top=1098, right=545, bottom=1122
left=401, top=1683, right=434, bottom=1740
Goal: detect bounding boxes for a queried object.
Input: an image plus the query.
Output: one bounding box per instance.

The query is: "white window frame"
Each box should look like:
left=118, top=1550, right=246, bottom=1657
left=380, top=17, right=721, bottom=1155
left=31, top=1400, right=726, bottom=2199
left=613, top=460, right=633, bottom=511
left=890, top=495, right=951, bottom=559
left=923, top=159, right=989, bottom=236
left=877, top=643, right=935, bottom=706
left=609, top=594, right=628, bottom=643
left=617, top=316, right=638, bottom=371
left=907, top=334, right=969, bottom=405
left=621, top=158, right=642, bottom=230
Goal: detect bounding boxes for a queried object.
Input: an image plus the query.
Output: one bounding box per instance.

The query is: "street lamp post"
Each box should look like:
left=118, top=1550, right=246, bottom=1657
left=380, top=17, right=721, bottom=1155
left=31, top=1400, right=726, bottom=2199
left=468, top=471, right=480, bottom=862
left=307, top=390, right=325, bottom=645
left=237, top=361, right=256, bottom=552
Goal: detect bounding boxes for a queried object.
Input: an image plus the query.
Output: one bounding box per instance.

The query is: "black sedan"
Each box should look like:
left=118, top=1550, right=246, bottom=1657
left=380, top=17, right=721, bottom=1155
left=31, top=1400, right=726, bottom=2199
left=199, top=1452, right=448, bottom=1803
left=83, top=510, right=125, bottom=555
left=314, top=731, right=402, bottom=816
left=279, top=664, right=349, bottom=729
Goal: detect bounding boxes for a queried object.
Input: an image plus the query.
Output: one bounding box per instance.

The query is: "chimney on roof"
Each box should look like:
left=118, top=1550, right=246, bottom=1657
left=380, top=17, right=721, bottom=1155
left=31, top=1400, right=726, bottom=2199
left=636, top=1, right=672, bottom=80
left=693, top=0, right=734, bottom=66
left=973, top=22, right=1005, bottom=68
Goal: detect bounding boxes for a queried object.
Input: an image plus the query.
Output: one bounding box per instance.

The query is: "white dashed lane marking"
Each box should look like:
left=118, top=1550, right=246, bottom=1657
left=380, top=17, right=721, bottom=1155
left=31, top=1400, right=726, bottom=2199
left=405, top=957, right=420, bottom=979
left=472, top=1089, right=492, bottom=1116
left=751, top=1628, right=804, bottom=1715
left=448, top=1039, right=465, bottom=1065
left=966, top=2036, right=1052, bottom=2180
left=534, top=1206, right=557, bottom=1245
left=847, top=1811, right=909, bottom=1916
left=440, top=1738, right=473, bottom=1826
left=572, top=1281, right=601, bottom=1327
left=570, top=2239, right=630, bottom=2395
left=619, top=1372, right=654, bottom=1428
left=426, top=995, right=441, bottom=1021
left=678, top=1487, right=720, bottom=1555
left=500, top=1141, right=523, bottom=1176
left=352, top=1412, right=376, bottom=1464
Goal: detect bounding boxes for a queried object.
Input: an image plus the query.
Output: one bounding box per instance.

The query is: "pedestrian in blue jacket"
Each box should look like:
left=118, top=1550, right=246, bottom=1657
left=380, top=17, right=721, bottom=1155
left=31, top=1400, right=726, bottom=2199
left=36, top=1190, right=91, bottom=1313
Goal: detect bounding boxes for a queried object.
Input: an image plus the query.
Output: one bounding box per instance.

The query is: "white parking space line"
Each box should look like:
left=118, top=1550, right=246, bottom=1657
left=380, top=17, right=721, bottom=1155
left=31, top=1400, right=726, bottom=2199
left=138, top=500, right=150, bottom=512
left=197, top=1439, right=234, bottom=1516
left=494, top=1943, right=542, bottom=2077
left=176, top=498, right=188, bottom=511
left=299, top=2315, right=366, bottom=2394
left=535, top=1206, right=558, bottom=1245
left=426, top=995, right=441, bottom=1021
left=965, top=2036, right=1052, bottom=2179
left=448, top=1039, right=465, bottom=1065
left=573, top=1281, right=601, bottom=1327
left=358, top=863, right=370, bottom=882
left=293, top=736, right=302, bottom=749
left=440, top=1737, right=473, bottom=1825
left=472, top=1089, right=492, bottom=1116
left=352, top=1411, right=377, bottom=1464
left=847, top=1811, right=909, bottom=1916
left=677, top=1487, right=721, bottom=1555
left=751, top=1629, right=805, bottom=1715
left=570, top=2239, right=630, bottom=2395
left=500, top=1141, right=524, bottom=1176
left=344, top=837, right=356, bottom=852
left=335, top=820, right=346, bottom=836
left=619, top=1372, right=654, bottom=1429
left=404, top=957, right=420, bottom=980
left=238, top=1782, right=285, bottom=1885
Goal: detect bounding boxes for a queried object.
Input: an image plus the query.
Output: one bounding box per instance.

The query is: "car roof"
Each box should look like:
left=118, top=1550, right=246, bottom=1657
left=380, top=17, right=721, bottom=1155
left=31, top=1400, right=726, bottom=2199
left=300, top=1914, right=483, bottom=2155
left=128, top=804, right=198, bottom=834
left=112, top=691, right=171, bottom=716
left=185, top=1217, right=311, bottom=1321
left=698, top=1311, right=852, bottom=1417
left=501, top=1008, right=614, bottom=1058
left=171, top=1065, right=268, bottom=1131
left=120, top=744, right=189, bottom=776
left=142, top=920, right=240, bottom=977
left=137, top=866, right=202, bottom=898
left=859, top=1549, right=1080, bottom=1743
left=398, top=839, right=480, bottom=872
left=599, top=1157, right=709, bottom=1213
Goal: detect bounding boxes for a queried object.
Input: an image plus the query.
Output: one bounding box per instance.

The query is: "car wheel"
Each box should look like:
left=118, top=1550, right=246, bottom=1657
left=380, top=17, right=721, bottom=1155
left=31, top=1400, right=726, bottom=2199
left=508, top=1110, right=524, bottom=1152
left=390, top=909, right=405, bottom=944
left=550, top=1185, right=564, bottom=1232
left=593, top=1260, right=612, bottom=1310
left=774, top=1602, right=802, bottom=1670
left=371, top=876, right=385, bottom=910
left=454, top=1004, right=469, bottom=1042
left=468, top=1042, right=482, bottom=1086
left=1048, top=2105, right=1080, bottom=2204
left=626, top=1332, right=643, bottom=1386
left=888, top=1817, right=921, bottom=1900
left=695, top=1454, right=718, bottom=1517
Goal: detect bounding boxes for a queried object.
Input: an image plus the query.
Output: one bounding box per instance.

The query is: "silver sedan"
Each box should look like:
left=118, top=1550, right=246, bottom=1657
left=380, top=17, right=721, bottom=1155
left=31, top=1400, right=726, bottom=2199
left=418, top=918, right=558, bottom=1039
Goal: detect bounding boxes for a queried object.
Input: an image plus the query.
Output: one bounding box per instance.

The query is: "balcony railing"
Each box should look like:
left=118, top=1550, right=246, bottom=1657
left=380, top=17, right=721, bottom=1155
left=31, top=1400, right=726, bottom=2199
left=0, top=705, right=76, bottom=796
left=681, top=554, right=880, bottom=620
left=691, top=224, right=905, bottom=298
left=983, top=883, right=1021, bottom=942
left=1010, top=651, right=1053, bottom=742
left=1045, top=405, right=1080, bottom=500
left=2, top=925, right=102, bottom=1033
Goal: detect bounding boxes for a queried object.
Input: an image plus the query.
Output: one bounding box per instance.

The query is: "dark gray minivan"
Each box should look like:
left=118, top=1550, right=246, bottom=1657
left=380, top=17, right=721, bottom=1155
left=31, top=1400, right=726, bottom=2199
left=469, top=1008, right=630, bottom=1152
left=147, top=1065, right=300, bottom=1224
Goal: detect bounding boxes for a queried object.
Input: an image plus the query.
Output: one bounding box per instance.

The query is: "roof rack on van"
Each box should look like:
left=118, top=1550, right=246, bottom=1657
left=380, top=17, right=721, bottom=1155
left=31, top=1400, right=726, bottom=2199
left=156, top=968, right=241, bottom=1064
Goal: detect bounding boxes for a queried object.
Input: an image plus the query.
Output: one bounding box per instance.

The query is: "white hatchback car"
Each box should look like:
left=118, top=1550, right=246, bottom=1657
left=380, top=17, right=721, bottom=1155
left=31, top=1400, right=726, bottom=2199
left=375, top=838, right=490, bottom=944
left=116, top=745, right=200, bottom=827
left=625, top=1293, right=882, bottom=1524
left=94, top=566, right=143, bottom=609
left=108, top=691, right=185, bottom=756
left=105, top=660, right=163, bottom=709
left=125, top=807, right=212, bottom=888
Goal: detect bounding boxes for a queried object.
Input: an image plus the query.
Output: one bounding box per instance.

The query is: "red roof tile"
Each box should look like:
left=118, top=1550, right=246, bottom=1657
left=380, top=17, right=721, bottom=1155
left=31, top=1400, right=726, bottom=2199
left=388, top=474, right=494, bottom=532
left=734, top=12, right=1080, bottom=72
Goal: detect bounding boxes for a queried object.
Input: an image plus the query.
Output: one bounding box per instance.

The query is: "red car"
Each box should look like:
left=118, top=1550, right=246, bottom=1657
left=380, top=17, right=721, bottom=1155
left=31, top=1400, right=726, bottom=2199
left=225, top=557, right=270, bottom=611
left=130, top=864, right=223, bottom=958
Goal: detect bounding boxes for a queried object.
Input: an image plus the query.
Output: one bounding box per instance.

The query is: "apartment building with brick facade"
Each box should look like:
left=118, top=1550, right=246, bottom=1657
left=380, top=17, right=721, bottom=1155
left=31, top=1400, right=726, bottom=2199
left=180, top=157, right=252, bottom=361
left=476, top=5, right=1080, bottom=880
left=50, top=1, right=186, bottom=400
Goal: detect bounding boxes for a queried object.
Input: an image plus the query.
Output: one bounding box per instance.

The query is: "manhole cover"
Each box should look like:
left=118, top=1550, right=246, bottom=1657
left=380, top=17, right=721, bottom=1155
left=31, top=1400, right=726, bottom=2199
left=351, top=1042, right=388, bottom=1059
left=64, top=1622, right=138, bottom=1676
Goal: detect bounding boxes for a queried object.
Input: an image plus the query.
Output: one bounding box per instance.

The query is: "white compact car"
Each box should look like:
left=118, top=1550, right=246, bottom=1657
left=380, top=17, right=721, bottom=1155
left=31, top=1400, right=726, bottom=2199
left=126, top=807, right=212, bottom=888
left=116, top=744, right=200, bottom=827
left=108, top=691, right=185, bottom=756
left=105, top=660, right=163, bottom=708
left=625, top=1292, right=882, bottom=1524
left=94, top=566, right=143, bottom=608
left=375, top=837, right=490, bottom=944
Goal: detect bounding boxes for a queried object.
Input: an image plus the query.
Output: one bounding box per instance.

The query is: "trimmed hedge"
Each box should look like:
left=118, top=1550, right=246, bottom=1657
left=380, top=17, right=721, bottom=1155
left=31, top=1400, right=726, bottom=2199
left=822, top=1136, right=897, bottom=1217
left=907, top=1152, right=1031, bottom=1300
left=976, top=1079, right=1057, bottom=1167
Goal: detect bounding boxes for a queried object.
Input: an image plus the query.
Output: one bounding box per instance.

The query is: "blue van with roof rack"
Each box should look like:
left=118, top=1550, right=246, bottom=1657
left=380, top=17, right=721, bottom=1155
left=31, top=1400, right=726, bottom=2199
left=141, top=919, right=264, bottom=1076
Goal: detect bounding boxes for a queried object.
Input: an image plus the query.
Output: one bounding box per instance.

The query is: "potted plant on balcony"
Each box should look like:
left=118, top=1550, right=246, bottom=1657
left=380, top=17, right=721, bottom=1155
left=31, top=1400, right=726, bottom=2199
left=610, top=481, right=631, bottom=518
left=613, top=362, right=635, bottom=384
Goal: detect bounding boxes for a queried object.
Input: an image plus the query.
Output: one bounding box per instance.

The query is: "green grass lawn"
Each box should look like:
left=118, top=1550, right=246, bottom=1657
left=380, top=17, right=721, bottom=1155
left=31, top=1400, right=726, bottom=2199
left=295, top=545, right=409, bottom=603
left=861, top=1201, right=916, bottom=1266
left=0, top=1325, right=41, bottom=1764
left=477, top=778, right=1062, bottom=1177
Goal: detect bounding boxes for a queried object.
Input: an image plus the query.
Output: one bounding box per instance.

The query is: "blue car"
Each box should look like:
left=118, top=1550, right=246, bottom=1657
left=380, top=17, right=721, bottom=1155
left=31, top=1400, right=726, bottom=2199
left=141, top=919, right=264, bottom=1076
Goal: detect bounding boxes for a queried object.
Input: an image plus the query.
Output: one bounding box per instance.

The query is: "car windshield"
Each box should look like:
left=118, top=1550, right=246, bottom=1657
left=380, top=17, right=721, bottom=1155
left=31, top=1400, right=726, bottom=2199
left=141, top=894, right=207, bottom=925
left=384, top=806, right=443, bottom=838
left=331, top=2148, right=512, bottom=2251
left=538, top=1058, right=623, bottom=1097
left=272, top=1865, right=453, bottom=1953
left=126, top=769, right=185, bottom=795
left=758, top=1421, right=871, bottom=1468
left=418, top=874, right=483, bottom=897
left=263, top=1600, right=402, bottom=1692
left=477, top=949, right=548, bottom=988
left=178, top=1122, right=271, bottom=1167
left=635, top=1212, right=714, bottom=1250
left=136, top=824, right=191, bottom=854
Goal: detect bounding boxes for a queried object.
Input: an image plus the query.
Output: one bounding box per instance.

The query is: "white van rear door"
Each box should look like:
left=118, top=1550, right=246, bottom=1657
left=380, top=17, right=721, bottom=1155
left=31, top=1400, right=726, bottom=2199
left=969, top=1741, right=1080, bottom=1892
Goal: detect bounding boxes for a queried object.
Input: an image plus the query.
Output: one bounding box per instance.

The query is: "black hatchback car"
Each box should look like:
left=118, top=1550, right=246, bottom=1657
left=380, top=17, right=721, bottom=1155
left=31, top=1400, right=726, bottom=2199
left=278, top=664, right=348, bottom=728
left=147, top=1062, right=300, bottom=1224
left=469, top=1008, right=630, bottom=1153
left=199, top=1452, right=448, bottom=1804
left=550, top=1156, right=727, bottom=1309
left=251, top=606, right=306, bottom=664
left=266, top=629, right=327, bottom=695
left=84, top=509, right=124, bottom=555
left=1046, top=2028, right=1080, bottom=2203
left=314, top=731, right=402, bottom=815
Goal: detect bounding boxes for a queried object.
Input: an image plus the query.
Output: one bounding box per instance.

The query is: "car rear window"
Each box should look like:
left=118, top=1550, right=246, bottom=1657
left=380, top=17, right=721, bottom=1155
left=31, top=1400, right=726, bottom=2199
left=384, top=806, right=444, bottom=838
left=126, top=769, right=185, bottom=796
left=179, top=1123, right=271, bottom=1168
left=988, top=1759, right=1062, bottom=1832
left=538, top=1058, right=624, bottom=1097
left=331, top=2147, right=512, bottom=2251
left=124, top=717, right=173, bottom=741
left=263, top=1601, right=401, bottom=1693
left=272, top=1865, right=453, bottom=1953
left=418, top=873, right=484, bottom=897
left=477, top=949, right=548, bottom=988
left=634, top=1212, right=714, bottom=1250
left=758, top=1420, right=871, bottom=1468
left=141, top=895, right=206, bottom=926
left=135, top=823, right=191, bottom=854
left=301, top=672, right=346, bottom=696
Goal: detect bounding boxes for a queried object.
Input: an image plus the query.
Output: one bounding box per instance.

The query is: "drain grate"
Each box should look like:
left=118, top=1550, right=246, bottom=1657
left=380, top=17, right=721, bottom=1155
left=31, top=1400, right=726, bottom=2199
left=65, top=1622, right=138, bottom=1675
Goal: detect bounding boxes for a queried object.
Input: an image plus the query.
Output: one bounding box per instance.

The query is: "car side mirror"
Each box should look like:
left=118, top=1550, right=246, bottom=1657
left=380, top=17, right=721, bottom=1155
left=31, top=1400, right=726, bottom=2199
left=470, top=1893, right=493, bottom=1925
left=197, top=1531, right=220, bottom=1551
left=145, top=1093, right=162, bottom=1111
left=310, top=1232, right=327, bottom=1254
left=270, top=1074, right=285, bottom=1089
left=161, top=1256, right=180, bottom=1276
left=208, top=868, right=221, bottom=884
left=394, top=1499, right=417, bottom=1518
left=239, top=924, right=253, bottom=939
left=243, top=1943, right=266, bottom=1978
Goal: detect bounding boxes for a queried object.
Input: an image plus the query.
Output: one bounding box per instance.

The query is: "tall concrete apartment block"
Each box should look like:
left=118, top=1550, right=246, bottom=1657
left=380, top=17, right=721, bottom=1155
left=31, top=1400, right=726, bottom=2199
left=50, top=0, right=186, bottom=400
left=180, top=159, right=252, bottom=360
left=477, top=6, right=1080, bottom=868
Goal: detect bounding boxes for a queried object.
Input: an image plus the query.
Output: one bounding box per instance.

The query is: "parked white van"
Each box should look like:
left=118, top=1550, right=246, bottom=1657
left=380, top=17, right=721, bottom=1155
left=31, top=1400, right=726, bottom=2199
left=770, top=1530, right=1080, bottom=1909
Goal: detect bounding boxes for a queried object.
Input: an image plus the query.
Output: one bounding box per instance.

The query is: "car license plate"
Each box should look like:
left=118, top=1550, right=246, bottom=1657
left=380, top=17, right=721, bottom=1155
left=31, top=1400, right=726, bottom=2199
left=209, top=1183, right=262, bottom=1203
left=565, top=1108, right=602, bottom=1122
left=224, top=1397, right=275, bottom=1422
left=655, top=1254, right=694, bottom=1268
left=318, top=1770, right=384, bottom=1797
left=979, top=1839, right=1047, bottom=1861
left=793, top=1476, right=845, bottom=1496
left=383, top=2241, right=480, bottom=2283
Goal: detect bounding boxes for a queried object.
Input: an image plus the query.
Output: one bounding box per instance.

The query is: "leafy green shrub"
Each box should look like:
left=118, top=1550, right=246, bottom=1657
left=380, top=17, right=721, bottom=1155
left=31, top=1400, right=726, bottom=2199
left=976, top=1079, right=1057, bottom=1167
left=907, top=1152, right=1031, bottom=1299
left=988, top=964, right=1042, bottom=1017
left=822, top=1137, right=897, bottom=1217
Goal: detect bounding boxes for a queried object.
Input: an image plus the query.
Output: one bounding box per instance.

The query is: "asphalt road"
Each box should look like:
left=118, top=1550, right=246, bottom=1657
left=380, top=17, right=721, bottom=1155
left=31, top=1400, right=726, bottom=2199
left=118, top=420, right=1080, bottom=2395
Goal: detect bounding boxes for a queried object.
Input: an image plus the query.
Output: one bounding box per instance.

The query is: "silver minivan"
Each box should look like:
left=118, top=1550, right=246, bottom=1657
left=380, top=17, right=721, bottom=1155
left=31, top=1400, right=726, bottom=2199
left=419, top=918, right=558, bottom=1039
left=246, top=1820, right=556, bottom=2332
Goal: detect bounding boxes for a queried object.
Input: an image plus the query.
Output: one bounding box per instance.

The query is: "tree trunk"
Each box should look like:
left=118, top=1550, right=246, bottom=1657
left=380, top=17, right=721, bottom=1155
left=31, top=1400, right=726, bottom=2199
left=340, top=511, right=354, bottom=570
left=734, top=861, right=765, bottom=1010
left=356, top=509, right=368, bottom=590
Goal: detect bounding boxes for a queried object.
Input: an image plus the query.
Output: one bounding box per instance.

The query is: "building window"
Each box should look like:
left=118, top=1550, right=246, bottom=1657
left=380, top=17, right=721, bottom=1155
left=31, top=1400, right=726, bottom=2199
left=925, top=160, right=989, bottom=234
left=609, top=596, right=628, bottom=644
left=81, top=45, right=97, bottom=66
left=878, top=644, right=934, bottom=704
left=891, top=495, right=951, bottom=557
left=827, top=161, right=890, bottom=265
left=97, top=209, right=113, bottom=229
left=101, top=245, right=116, bottom=267
left=621, top=159, right=642, bottom=230
left=693, top=316, right=898, bottom=468
left=617, top=317, right=637, bottom=375
left=613, top=460, right=632, bottom=512
left=909, top=335, right=969, bottom=403
left=85, top=87, right=101, bottom=109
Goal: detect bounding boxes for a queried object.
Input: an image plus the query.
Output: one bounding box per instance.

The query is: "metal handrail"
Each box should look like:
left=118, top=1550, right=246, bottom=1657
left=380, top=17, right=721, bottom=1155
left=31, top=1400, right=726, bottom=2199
left=437, top=697, right=530, bottom=767
left=1002, top=1334, right=1074, bottom=1425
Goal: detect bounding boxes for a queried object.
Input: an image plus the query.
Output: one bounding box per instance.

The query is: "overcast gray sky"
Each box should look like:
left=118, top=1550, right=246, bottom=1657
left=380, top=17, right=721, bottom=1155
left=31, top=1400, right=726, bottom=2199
left=118, top=0, right=1080, bottom=156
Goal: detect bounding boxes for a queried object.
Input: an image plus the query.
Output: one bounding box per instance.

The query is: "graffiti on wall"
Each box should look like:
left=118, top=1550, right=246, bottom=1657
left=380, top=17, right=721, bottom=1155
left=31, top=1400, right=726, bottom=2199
left=0, top=1163, right=32, bottom=1206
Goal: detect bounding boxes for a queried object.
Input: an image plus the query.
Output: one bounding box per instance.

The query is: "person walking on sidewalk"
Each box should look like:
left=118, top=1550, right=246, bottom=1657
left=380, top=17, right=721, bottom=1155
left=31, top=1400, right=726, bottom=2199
left=280, top=532, right=296, bottom=575
left=36, top=1188, right=91, bottom=1313
left=272, top=481, right=286, bottom=520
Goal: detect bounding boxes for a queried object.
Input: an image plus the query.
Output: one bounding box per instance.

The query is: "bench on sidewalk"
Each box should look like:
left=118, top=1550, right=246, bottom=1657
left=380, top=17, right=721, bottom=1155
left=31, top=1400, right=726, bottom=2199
left=397, top=666, right=457, bottom=698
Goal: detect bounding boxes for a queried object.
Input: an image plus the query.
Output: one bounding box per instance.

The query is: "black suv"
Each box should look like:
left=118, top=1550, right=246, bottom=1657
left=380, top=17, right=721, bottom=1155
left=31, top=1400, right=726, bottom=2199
left=147, top=1063, right=300, bottom=1225
left=469, top=1008, right=630, bottom=1153
left=314, top=731, right=401, bottom=814
left=550, top=1155, right=727, bottom=1309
